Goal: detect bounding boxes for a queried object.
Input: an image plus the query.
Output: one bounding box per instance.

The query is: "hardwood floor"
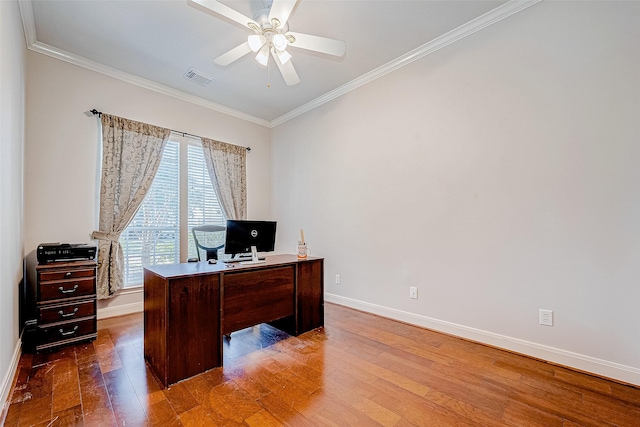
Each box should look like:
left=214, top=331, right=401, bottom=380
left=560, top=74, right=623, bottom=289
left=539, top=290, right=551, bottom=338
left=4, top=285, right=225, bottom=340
left=3, top=303, right=639, bottom=426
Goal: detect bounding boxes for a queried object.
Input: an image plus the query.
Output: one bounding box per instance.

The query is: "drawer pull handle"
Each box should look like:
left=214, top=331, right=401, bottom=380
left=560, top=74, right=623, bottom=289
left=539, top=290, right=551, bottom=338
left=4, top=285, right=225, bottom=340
left=65, top=272, right=72, bottom=278
left=58, top=284, right=79, bottom=294
left=58, top=307, right=79, bottom=318
left=59, top=326, right=79, bottom=337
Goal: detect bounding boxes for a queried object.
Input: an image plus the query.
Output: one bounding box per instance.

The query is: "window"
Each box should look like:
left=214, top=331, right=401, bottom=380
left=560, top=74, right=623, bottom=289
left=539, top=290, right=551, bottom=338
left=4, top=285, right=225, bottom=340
left=187, top=144, right=225, bottom=259
left=120, top=135, right=225, bottom=287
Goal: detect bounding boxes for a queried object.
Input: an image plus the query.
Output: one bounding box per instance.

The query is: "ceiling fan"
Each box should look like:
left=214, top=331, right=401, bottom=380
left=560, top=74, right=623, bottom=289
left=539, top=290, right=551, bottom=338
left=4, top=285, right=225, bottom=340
left=188, top=0, right=346, bottom=86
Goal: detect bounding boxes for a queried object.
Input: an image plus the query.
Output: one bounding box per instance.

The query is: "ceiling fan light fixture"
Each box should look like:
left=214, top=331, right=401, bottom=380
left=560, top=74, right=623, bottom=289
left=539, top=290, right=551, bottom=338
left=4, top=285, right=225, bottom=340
left=256, top=44, right=270, bottom=66
left=192, top=0, right=346, bottom=86
left=272, top=33, right=288, bottom=51
left=248, top=34, right=266, bottom=52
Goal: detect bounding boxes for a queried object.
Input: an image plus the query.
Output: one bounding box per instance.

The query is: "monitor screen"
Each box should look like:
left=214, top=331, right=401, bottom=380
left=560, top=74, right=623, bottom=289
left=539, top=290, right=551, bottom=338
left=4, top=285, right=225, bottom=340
left=224, top=220, right=277, bottom=256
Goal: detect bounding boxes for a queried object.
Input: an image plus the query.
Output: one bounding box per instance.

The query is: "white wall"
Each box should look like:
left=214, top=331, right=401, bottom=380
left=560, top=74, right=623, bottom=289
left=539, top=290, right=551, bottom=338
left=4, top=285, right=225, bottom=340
left=0, top=0, right=26, bottom=414
left=25, top=52, right=271, bottom=316
left=271, top=1, right=640, bottom=385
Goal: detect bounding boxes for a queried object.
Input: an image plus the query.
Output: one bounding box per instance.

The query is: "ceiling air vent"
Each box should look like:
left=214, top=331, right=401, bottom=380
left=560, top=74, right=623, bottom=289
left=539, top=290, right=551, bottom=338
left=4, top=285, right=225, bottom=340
left=184, top=68, right=214, bottom=86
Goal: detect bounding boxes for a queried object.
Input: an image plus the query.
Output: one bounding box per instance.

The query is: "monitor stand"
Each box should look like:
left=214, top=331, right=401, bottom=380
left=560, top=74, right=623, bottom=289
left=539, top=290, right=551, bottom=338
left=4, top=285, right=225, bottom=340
left=240, top=246, right=266, bottom=265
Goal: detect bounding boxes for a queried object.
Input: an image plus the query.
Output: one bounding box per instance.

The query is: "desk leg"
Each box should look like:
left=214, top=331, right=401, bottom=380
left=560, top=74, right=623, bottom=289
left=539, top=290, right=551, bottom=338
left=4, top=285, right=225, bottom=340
left=167, top=275, right=221, bottom=385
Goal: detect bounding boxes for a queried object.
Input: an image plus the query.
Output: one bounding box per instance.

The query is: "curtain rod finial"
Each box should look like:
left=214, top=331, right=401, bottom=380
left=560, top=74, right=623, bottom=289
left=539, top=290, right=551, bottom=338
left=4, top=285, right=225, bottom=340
left=246, top=147, right=251, bottom=152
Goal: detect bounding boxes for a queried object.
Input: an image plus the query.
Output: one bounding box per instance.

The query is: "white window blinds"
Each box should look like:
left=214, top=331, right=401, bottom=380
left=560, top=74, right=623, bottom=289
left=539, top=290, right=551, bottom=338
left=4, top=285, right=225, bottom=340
left=187, top=143, right=226, bottom=260
left=120, top=137, right=224, bottom=287
left=121, top=140, right=180, bottom=286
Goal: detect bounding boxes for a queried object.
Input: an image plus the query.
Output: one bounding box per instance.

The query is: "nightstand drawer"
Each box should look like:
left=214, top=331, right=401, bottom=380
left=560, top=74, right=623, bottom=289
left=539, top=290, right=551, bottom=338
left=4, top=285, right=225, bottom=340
left=39, top=278, right=96, bottom=302
left=38, top=299, right=96, bottom=324
left=37, top=317, right=97, bottom=347
left=39, top=268, right=95, bottom=282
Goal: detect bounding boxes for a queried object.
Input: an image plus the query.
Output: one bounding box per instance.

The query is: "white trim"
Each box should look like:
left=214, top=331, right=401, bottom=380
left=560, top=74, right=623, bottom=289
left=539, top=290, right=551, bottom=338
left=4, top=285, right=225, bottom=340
left=1, top=339, right=22, bottom=421
left=24, top=39, right=271, bottom=128
left=325, top=293, right=640, bottom=387
left=97, top=301, right=143, bottom=320
left=17, top=0, right=36, bottom=46
left=18, top=0, right=540, bottom=129
left=116, top=286, right=144, bottom=296
left=270, top=0, right=542, bottom=126
left=97, top=287, right=143, bottom=319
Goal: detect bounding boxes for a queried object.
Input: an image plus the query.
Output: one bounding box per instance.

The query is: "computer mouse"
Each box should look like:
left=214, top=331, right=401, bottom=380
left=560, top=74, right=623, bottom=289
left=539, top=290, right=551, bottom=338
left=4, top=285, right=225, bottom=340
left=208, top=259, right=217, bottom=264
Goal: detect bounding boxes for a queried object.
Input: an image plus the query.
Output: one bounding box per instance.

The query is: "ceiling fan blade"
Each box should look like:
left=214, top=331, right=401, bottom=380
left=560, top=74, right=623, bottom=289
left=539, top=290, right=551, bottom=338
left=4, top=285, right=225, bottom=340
left=269, top=0, right=298, bottom=27
left=272, top=48, right=300, bottom=86
left=188, top=0, right=258, bottom=30
left=214, top=42, right=252, bottom=66
left=286, top=31, right=346, bottom=57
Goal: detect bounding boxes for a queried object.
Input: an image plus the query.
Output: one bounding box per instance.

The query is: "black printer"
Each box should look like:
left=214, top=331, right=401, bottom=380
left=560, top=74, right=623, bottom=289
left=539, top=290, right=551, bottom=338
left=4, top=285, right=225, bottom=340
left=36, top=242, right=97, bottom=264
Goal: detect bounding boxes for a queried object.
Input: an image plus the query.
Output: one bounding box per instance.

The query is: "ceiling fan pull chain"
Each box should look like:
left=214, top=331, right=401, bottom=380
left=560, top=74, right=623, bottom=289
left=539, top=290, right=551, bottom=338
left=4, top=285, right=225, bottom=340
left=267, top=59, right=271, bottom=88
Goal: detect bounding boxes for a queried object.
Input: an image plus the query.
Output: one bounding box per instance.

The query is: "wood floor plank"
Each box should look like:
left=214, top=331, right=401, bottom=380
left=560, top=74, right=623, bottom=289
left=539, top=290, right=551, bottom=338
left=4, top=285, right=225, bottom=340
left=500, top=401, right=565, bottom=427
left=77, top=385, right=118, bottom=427
left=146, top=398, right=182, bottom=426
left=3, top=302, right=638, bottom=427
left=256, top=390, right=317, bottom=427
left=298, top=388, right=387, bottom=427
left=203, top=380, right=263, bottom=424
left=323, top=375, right=402, bottom=427
left=176, top=404, right=217, bottom=427
left=328, top=366, right=414, bottom=424
left=244, top=408, right=283, bottom=427
left=368, top=377, right=476, bottom=427
left=324, top=340, right=432, bottom=396
left=581, top=390, right=640, bottom=427
left=77, top=351, right=117, bottom=426
left=51, top=404, right=84, bottom=426
left=102, top=367, right=150, bottom=426
left=163, top=382, right=199, bottom=416
left=484, top=375, right=619, bottom=427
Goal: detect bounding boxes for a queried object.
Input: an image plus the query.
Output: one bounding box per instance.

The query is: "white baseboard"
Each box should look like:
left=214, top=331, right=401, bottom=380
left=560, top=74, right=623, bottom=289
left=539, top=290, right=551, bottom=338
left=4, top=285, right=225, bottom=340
left=97, top=301, right=143, bottom=319
left=1, top=338, right=22, bottom=422
left=325, top=293, right=640, bottom=387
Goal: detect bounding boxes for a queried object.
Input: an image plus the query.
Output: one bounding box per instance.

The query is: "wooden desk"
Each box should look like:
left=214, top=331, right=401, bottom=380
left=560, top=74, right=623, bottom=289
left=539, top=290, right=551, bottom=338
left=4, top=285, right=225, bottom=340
left=143, top=254, right=324, bottom=387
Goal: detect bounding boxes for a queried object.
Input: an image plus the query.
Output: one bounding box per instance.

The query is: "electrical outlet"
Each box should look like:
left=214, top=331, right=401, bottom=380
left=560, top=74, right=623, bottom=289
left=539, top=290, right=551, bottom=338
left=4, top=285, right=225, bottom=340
left=410, top=287, right=418, bottom=299
left=335, top=274, right=341, bottom=285
left=539, top=309, right=553, bottom=326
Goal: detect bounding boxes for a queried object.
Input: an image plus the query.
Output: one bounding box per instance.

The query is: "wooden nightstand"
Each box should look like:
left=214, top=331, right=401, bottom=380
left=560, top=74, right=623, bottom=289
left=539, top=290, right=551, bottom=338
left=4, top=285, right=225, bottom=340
left=34, top=260, right=97, bottom=352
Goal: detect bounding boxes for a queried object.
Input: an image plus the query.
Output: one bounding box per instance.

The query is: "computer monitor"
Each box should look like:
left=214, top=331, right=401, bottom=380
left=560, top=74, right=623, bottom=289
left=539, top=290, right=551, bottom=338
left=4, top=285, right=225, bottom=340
left=224, top=220, right=277, bottom=257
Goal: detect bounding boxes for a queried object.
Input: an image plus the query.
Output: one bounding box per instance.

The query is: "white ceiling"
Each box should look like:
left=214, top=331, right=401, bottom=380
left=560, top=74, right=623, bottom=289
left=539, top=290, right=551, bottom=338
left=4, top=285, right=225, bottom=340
left=20, top=0, right=537, bottom=126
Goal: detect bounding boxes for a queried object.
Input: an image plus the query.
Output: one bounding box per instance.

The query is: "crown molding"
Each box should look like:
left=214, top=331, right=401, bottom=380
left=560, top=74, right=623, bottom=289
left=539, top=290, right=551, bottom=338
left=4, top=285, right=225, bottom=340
left=27, top=41, right=271, bottom=127
left=270, top=0, right=542, bottom=127
left=19, top=0, right=540, bottom=129
left=17, top=0, right=36, bottom=46
left=18, top=0, right=271, bottom=128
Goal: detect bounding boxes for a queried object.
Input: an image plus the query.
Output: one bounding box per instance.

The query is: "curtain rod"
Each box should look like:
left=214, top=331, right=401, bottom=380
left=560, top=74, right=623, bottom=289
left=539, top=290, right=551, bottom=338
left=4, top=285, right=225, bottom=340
left=87, top=109, right=251, bottom=152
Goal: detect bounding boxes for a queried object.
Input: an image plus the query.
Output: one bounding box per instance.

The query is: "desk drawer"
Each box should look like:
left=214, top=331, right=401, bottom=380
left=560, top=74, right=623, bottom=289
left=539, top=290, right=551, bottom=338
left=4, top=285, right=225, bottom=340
left=39, top=278, right=96, bottom=302
left=223, top=266, right=295, bottom=334
left=38, top=299, right=96, bottom=324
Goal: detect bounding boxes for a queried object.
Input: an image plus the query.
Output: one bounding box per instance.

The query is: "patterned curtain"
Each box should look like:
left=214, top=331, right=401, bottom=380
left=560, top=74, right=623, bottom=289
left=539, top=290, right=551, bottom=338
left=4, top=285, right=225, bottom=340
left=91, top=114, right=170, bottom=299
left=201, top=138, right=247, bottom=221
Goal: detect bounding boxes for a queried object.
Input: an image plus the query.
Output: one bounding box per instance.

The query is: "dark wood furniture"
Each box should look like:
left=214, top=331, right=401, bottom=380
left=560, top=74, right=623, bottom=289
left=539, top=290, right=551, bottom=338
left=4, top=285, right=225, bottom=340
left=143, top=254, right=324, bottom=387
left=34, top=260, right=97, bottom=352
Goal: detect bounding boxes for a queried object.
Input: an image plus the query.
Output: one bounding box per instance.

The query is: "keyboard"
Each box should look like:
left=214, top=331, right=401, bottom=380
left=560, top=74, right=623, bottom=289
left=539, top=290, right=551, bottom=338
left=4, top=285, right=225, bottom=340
left=223, top=257, right=265, bottom=263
